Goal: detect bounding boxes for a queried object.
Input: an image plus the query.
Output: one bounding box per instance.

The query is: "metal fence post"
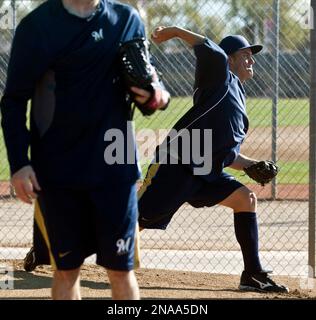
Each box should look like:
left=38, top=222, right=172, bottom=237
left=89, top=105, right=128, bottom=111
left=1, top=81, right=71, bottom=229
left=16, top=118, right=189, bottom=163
left=11, top=0, right=15, bottom=30
left=9, top=0, right=16, bottom=198
left=271, top=0, right=279, bottom=200
left=309, top=0, right=316, bottom=279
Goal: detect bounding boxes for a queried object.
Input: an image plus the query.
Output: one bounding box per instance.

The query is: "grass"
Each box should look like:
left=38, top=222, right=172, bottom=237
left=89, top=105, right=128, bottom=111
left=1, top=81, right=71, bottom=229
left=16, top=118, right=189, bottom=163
left=134, top=97, right=309, bottom=129
left=0, top=128, right=9, bottom=180
left=138, top=160, right=309, bottom=185
left=225, top=161, right=308, bottom=185
left=247, top=98, right=309, bottom=128
left=0, top=98, right=310, bottom=183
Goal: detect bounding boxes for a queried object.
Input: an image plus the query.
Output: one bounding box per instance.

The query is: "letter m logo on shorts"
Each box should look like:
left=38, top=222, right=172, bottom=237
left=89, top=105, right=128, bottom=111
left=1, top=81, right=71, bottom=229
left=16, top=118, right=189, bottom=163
left=116, top=237, right=132, bottom=255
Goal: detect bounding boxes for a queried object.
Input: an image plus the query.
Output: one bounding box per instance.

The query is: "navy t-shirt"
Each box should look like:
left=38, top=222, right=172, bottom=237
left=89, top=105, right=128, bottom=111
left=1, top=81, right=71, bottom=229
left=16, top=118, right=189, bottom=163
left=1, top=0, right=145, bottom=187
left=157, top=38, right=249, bottom=182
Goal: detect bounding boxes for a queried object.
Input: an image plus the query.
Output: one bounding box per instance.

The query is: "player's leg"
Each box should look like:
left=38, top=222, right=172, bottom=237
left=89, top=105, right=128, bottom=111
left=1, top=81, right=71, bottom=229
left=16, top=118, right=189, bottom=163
left=52, top=268, right=81, bottom=300
left=90, top=182, right=141, bottom=300
left=218, top=185, right=263, bottom=274
left=106, top=269, right=139, bottom=300
left=219, top=185, right=288, bottom=292
left=188, top=173, right=288, bottom=293
left=219, top=186, right=288, bottom=292
left=36, top=188, right=93, bottom=300
left=138, top=163, right=202, bottom=230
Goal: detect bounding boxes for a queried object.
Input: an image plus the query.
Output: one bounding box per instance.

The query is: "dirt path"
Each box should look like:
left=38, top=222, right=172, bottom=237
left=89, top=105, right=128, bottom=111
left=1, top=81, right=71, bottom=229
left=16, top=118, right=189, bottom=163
left=241, top=127, right=308, bottom=161
left=0, top=262, right=315, bottom=300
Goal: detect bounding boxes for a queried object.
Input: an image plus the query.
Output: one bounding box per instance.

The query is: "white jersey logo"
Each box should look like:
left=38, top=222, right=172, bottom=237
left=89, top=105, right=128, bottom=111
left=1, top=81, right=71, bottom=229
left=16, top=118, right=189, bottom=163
left=91, top=28, right=103, bottom=42
left=116, top=237, right=132, bottom=255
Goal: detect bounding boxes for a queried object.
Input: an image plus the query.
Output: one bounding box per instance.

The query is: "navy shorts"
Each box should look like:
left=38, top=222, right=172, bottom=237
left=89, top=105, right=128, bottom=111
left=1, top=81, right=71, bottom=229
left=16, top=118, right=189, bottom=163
left=35, top=182, right=138, bottom=271
left=138, top=164, right=244, bottom=230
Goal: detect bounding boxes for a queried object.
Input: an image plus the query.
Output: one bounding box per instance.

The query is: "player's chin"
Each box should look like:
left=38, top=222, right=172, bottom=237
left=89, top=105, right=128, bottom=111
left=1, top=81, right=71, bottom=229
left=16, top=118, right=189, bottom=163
left=245, top=69, right=254, bottom=79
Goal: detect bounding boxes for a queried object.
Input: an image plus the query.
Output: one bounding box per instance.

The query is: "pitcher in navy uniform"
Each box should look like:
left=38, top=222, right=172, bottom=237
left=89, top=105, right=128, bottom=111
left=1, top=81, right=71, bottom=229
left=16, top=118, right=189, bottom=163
left=0, top=0, right=169, bottom=300
left=138, top=26, right=289, bottom=293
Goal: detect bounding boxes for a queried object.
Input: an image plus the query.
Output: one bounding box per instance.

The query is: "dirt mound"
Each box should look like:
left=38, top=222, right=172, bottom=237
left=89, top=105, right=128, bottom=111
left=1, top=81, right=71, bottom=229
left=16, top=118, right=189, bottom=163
left=0, top=262, right=315, bottom=299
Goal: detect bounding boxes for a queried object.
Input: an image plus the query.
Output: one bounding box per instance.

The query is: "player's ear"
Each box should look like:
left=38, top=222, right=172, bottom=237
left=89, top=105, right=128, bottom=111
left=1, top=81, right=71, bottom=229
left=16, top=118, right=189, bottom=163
left=227, top=54, right=235, bottom=69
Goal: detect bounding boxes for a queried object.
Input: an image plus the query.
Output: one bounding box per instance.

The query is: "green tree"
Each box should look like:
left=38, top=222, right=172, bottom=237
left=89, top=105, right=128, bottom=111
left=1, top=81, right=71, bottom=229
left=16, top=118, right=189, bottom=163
left=123, top=0, right=226, bottom=49
left=227, top=0, right=309, bottom=51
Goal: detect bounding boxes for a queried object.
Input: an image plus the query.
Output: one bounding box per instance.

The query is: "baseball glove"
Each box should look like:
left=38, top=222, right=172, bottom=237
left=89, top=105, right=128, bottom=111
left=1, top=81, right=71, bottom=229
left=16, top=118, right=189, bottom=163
left=244, top=160, right=279, bottom=186
left=119, top=38, right=168, bottom=116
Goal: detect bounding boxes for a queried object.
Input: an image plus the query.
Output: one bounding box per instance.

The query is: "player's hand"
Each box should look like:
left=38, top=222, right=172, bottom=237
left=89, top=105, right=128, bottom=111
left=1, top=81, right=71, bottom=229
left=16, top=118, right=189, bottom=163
left=151, top=26, right=177, bottom=44
left=130, top=86, right=170, bottom=110
left=11, top=165, right=41, bottom=204
left=130, top=86, right=151, bottom=105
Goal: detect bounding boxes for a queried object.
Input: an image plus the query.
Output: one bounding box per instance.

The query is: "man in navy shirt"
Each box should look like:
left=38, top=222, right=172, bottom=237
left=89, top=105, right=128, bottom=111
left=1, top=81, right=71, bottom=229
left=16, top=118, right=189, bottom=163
left=0, top=0, right=169, bottom=300
left=138, top=26, right=289, bottom=293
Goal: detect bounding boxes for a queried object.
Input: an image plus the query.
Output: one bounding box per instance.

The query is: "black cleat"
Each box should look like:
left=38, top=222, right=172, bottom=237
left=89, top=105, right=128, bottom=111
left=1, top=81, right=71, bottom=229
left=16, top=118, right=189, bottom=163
left=239, top=270, right=289, bottom=293
left=23, top=247, right=38, bottom=272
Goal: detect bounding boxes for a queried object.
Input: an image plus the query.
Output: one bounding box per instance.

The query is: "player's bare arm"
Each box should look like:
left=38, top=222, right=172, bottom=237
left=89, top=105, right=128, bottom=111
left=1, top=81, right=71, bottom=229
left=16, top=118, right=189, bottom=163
left=151, top=26, right=205, bottom=47
left=229, top=154, right=258, bottom=171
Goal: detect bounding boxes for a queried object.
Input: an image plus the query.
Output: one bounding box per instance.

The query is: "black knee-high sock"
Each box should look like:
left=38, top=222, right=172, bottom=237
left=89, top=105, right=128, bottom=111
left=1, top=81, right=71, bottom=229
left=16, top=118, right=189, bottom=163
left=234, top=212, right=262, bottom=273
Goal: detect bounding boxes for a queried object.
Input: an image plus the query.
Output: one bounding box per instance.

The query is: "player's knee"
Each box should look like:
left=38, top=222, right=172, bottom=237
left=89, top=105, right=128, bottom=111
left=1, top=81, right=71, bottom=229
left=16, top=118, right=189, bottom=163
left=248, top=191, right=257, bottom=211
left=54, top=268, right=80, bottom=284
left=239, top=190, right=257, bottom=212
left=234, top=188, right=257, bottom=212
left=107, top=269, right=133, bottom=284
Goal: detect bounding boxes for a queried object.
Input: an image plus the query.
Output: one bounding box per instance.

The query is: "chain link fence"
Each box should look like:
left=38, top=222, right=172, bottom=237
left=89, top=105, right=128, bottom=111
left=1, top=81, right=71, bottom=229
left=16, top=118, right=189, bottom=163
left=0, top=0, right=313, bottom=277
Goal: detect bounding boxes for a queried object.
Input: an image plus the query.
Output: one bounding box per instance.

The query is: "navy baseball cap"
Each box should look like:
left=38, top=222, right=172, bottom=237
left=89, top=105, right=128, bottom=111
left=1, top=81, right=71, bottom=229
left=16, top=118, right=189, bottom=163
left=219, top=35, right=263, bottom=55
